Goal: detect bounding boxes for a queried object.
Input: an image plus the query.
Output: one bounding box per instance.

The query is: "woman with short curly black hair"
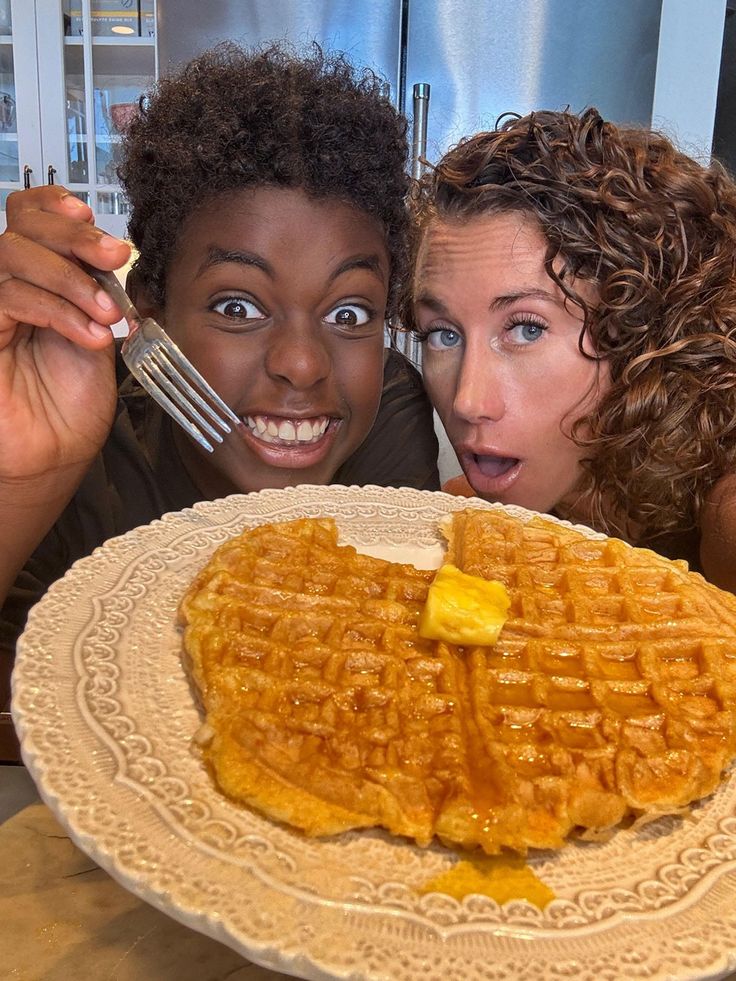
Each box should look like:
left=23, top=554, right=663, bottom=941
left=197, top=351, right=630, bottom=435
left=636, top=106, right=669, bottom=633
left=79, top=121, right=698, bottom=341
left=408, top=107, right=736, bottom=588
left=0, top=43, right=439, bottom=746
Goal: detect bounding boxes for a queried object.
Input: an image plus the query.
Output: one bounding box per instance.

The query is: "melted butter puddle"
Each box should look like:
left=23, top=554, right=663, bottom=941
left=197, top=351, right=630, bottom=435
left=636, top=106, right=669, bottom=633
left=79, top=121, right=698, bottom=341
left=419, top=854, right=555, bottom=908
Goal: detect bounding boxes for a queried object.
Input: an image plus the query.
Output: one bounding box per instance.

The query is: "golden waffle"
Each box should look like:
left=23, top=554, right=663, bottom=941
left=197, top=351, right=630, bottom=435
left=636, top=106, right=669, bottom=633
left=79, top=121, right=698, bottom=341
left=442, top=509, right=736, bottom=848
left=180, top=518, right=445, bottom=844
left=179, top=512, right=736, bottom=854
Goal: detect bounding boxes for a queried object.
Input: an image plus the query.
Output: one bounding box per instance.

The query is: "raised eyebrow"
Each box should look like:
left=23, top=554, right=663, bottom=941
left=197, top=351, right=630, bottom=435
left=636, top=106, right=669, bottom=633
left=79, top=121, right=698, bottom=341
left=198, top=247, right=274, bottom=278
left=413, top=291, right=451, bottom=316
left=328, top=254, right=387, bottom=285
left=489, top=288, right=560, bottom=311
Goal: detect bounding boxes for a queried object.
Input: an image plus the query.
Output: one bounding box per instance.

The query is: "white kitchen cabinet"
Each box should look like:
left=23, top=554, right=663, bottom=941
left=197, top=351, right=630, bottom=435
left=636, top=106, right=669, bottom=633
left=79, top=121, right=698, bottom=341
left=2, top=0, right=156, bottom=236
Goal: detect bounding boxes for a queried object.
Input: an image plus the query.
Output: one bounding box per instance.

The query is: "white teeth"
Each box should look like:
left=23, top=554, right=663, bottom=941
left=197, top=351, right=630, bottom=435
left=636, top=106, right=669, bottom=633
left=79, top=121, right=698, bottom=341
left=245, top=414, right=331, bottom=445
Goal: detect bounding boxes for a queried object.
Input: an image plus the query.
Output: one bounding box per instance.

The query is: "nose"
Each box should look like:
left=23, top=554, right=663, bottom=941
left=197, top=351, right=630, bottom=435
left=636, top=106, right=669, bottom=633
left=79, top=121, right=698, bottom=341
left=264, top=319, right=331, bottom=389
left=452, top=349, right=506, bottom=423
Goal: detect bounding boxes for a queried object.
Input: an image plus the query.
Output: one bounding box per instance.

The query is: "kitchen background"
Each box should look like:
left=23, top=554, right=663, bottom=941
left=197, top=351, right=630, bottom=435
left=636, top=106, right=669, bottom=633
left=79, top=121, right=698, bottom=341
left=4, top=0, right=733, bottom=240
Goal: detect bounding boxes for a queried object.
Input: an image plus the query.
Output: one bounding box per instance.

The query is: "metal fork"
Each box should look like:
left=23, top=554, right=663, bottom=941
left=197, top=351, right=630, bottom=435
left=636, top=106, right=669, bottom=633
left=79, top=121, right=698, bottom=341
left=84, top=264, right=241, bottom=452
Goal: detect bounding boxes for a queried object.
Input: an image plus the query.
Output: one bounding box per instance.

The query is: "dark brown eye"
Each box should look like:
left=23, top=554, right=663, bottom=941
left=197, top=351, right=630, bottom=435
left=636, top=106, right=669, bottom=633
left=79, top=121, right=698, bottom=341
left=224, top=300, right=248, bottom=318
left=325, top=304, right=371, bottom=327
left=212, top=297, right=263, bottom=319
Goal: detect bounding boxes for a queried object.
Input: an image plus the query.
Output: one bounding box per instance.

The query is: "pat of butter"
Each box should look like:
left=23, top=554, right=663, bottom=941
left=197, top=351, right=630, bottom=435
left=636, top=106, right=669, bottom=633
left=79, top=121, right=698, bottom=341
left=418, top=564, right=510, bottom=645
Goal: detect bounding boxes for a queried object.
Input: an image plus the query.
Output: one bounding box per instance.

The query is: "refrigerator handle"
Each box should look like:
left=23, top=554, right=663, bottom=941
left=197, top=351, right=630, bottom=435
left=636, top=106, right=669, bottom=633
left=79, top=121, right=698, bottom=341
left=411, top=82, right=430, bottom=180
left=396, top=83, right=431, bottom=369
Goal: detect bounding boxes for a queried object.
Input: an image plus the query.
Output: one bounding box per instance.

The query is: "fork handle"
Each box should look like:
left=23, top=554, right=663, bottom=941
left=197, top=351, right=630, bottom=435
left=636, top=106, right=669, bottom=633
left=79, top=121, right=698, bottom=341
left=81, top=262, right=140, bottom=326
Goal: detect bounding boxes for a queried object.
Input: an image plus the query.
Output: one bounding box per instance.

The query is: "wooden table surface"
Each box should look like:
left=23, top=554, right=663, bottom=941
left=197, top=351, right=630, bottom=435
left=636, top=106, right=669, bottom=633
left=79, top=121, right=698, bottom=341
left=0, top=778, right=294, bottom=981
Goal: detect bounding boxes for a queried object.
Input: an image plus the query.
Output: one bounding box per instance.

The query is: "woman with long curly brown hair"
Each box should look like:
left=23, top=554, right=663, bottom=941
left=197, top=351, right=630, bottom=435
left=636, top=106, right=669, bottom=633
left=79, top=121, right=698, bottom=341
left=408, top=107, right=736, bottom=589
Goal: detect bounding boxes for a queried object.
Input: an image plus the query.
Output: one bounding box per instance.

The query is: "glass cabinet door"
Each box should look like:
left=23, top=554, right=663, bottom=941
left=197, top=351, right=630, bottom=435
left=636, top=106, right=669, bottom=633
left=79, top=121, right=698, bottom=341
left=0, top=1, right=43, bottom=226
left=0, top=2, right=19, bottom=189
left=36, top=0, right=156, bottom=237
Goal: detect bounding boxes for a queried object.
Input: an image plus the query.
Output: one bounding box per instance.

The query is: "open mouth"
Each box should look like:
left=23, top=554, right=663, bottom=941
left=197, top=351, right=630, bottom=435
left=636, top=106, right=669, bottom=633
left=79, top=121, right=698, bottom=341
left=474, top=454, right=520, bottom=478
left=244, top=414, right=332, bottom=446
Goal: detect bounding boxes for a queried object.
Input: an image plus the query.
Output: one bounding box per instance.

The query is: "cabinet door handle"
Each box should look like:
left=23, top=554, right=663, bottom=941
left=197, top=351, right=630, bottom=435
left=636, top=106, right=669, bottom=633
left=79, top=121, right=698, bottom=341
left=23, top=164, right=32, bottom=190
left=47, top=165, right=57, bottom=185
left=411, top=82, right=430, bottom=180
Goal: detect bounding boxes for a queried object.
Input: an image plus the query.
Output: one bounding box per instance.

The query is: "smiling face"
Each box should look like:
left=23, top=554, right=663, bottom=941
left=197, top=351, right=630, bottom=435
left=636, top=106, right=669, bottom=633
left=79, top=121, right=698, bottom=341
left=151, top=186, right=389, bottom=498
left=413, top=212, right=608, bottom=514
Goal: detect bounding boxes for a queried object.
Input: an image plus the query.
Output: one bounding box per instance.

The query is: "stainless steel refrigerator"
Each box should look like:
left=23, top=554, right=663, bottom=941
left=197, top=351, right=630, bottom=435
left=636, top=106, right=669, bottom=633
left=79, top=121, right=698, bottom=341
left=157, top=0, right=664, bottom=177
left=156, top=0, right=663, bottom=479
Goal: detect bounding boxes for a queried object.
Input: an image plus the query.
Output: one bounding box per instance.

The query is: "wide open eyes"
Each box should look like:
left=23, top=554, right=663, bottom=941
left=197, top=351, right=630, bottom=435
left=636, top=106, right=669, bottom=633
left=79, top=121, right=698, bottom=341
left=505, top=316, right=548, bottom=346
left=211, top=296, right=265, bottom=321
left=321, top=301, right=384, bottom=339
left=323, top=303, right=373, bottom=328
left=416, top=314, right=550, bottom=354
left=208, top=295, right=381, bottom=336
left=418, top=326, right=463, bottom=351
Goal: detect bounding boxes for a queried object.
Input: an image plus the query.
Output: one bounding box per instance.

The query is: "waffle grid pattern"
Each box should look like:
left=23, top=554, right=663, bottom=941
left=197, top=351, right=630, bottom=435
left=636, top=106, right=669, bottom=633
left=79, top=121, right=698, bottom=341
left=181, top=519, right=474, bottom=845
left=449, top=511, right=736, bottom=847
left=180, top=512, right=736, bottom=854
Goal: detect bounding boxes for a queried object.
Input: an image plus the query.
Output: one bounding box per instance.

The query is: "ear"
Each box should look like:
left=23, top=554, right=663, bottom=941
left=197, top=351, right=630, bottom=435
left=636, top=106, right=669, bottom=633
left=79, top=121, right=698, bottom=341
left=124, top=266, right=162, bottom=320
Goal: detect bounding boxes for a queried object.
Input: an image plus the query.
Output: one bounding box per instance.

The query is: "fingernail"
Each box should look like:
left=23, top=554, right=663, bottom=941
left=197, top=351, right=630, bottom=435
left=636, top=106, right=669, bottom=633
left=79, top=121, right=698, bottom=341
left=99, top=234, right=126, bottom=250
left=88, top=320, right=110, bottom=338
left=95, top=289, right=115, bottom=311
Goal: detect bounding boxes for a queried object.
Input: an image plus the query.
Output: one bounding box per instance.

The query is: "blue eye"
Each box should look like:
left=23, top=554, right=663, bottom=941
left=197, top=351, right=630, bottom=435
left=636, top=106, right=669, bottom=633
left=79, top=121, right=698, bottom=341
left=212, top=296, right=264, bottom=320
left=324, top=304, right=372, bottom=327
left=507, top=319, right=546, bottom=344
left=425, top=327, right=462, bottom=351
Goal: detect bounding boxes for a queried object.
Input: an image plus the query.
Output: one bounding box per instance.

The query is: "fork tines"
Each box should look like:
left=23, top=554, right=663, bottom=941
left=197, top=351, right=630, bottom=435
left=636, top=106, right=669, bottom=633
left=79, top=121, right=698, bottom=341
left=125, top=325, right=241, bottom=453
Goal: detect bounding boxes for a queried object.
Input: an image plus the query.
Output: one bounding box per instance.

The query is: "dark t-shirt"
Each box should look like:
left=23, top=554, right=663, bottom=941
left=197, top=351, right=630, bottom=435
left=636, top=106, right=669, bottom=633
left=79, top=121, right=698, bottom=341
left=1, top=348, right=438, bottom=713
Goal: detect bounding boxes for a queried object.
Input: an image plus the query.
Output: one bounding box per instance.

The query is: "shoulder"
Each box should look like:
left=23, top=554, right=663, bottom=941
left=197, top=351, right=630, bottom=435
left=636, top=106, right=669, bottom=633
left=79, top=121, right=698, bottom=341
left=333, top=348, right=439, bottom=490
left=442, top=474, right=475, bottom=497
left=381, top=346, right=425, bottom=394
left=374, top=347, right=433, bottom=424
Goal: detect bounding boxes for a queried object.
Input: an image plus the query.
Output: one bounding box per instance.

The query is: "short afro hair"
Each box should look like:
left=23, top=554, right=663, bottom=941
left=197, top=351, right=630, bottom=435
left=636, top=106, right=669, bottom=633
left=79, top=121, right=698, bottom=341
left=119, top=42, right=410, bottom=317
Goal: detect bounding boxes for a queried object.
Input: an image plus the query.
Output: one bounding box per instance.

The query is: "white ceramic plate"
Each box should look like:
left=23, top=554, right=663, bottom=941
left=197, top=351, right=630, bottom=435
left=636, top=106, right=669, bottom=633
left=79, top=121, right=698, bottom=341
left=11, top=485, right=736, bottom=981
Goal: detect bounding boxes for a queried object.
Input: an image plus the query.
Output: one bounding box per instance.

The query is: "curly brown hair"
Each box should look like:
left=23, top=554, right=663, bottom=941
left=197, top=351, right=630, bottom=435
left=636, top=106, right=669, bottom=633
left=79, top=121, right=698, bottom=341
left=406, top=107, right=736, bottom=541
left=118, top=42, right=410, bottom=317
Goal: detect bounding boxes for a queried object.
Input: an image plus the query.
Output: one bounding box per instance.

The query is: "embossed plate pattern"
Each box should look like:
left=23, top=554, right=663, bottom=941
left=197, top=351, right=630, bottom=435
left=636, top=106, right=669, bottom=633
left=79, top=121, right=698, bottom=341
left=11, top=485, right=736, bottom=981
